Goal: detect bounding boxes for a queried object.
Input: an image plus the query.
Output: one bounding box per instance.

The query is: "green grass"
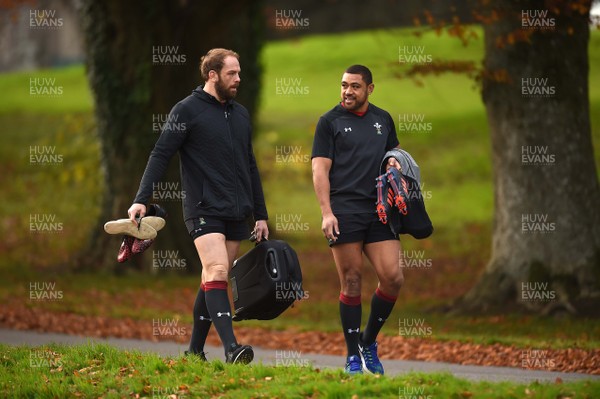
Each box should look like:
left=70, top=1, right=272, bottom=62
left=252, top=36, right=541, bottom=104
left=259, top=28, right=485, bottom=117
left=1, top=344, right=598, bottom=398
left=0, top=65, right=93, bottom=114
left=0, top=113, right=103, bottom=268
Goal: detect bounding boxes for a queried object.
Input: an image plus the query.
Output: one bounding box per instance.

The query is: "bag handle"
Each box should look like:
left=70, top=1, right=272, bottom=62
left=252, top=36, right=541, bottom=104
left=249, top=229, right=268, bottom=244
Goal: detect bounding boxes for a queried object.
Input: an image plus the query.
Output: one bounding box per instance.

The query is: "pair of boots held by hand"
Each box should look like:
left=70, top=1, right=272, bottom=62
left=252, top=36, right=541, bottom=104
left=103, top=204, right=167, bottom=263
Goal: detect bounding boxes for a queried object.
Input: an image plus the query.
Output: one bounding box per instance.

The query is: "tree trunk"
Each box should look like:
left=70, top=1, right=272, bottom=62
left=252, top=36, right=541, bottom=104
left=75, top=0, right=264, bottom=272
left=457, top=0, right=600, bottom=315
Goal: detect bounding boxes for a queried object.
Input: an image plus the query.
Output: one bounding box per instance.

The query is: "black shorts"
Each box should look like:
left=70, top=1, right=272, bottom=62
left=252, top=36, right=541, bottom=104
left=185, top=216, right=249, bottom=241
left=329, top=212, right=398, bottom=246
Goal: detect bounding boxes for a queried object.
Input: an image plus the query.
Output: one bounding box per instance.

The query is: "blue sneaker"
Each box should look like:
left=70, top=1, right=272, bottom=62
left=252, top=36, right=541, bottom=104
left=344, top=355, right=363, bottom=375
left=359, top=341, right=384, bottom=374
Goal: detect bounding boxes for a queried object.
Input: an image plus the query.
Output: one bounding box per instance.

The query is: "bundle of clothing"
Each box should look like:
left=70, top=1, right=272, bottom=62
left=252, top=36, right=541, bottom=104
left=375, top=148, right=433, bottom=239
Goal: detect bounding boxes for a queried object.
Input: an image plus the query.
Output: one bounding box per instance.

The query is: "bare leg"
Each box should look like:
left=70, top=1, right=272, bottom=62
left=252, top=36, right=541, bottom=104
left=331, top=242, right=364, bottom=357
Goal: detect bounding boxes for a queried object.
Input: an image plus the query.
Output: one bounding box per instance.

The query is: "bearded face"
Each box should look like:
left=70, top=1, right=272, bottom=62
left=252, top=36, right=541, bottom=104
left=215, top=74, right=239, bottom=101
left=340, top=73, right=372, bottom=112
left=213, top=56, right=241, bottom=101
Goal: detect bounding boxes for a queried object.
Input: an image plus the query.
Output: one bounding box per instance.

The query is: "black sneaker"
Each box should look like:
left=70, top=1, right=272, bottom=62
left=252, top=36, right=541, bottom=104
left=226, top=343, right=254, bottom=364
left=184, top=350, right=207, bottom=361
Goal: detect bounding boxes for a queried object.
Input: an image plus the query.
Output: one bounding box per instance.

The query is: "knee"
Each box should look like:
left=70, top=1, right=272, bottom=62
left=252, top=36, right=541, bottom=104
left=380, top=270, right=404, bottom=295
left=203, top=263, right=229, bottom=282
left=340, top=270, right=362, bottom=297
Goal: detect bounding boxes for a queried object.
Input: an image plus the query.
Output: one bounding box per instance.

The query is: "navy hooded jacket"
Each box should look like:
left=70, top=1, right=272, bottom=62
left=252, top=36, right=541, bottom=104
left=134, top=87, right=268, bottom=222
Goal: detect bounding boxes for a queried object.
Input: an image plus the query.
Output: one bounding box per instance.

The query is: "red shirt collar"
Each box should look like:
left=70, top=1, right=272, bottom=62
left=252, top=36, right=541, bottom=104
left=340, top=101, right=367, bottom=117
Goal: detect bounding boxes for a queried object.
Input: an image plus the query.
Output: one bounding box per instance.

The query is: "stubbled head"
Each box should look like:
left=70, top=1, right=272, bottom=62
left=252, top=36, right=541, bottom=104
left=340, top=64, right=374, bottom=112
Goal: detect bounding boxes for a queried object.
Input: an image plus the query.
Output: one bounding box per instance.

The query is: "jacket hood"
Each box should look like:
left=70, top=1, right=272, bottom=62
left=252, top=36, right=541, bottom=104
left=380, top=148, right=421, bottom=184
left=192, top=86, right=234, bottom=107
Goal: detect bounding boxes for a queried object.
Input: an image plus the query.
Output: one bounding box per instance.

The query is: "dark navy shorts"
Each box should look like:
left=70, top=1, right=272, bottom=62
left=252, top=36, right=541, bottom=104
left=185, top=216, right=249, bottom=241
left=329, top=212, right=398, bottom=246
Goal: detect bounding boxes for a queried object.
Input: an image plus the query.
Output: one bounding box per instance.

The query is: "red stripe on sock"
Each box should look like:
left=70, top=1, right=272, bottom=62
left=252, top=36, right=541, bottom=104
left=375, top=287, right=397, bottom=303
left=339, top=293, right=361, bottom=306
left=204, top=281, right=228, bottom=291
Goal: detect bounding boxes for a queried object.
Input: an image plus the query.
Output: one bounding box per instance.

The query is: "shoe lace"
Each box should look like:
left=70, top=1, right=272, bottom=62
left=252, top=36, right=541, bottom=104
left=363, top=343, right=377, bottom=362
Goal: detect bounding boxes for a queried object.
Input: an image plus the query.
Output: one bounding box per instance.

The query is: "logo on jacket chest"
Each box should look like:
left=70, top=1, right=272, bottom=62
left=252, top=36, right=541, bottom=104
left=340, top=122, right=383, bottom=137
left=373, top=122, right=382, bottom=135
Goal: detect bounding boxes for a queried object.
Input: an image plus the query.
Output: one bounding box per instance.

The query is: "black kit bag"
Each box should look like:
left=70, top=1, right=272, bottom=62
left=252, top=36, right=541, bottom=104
left=229, top=239, right=304, bottom=321
left=378, top=148, right=433, bottom=239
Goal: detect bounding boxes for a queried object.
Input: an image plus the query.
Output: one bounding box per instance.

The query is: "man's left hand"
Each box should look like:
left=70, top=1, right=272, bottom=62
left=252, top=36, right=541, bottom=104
left=254, top=220, right=269, bottom=242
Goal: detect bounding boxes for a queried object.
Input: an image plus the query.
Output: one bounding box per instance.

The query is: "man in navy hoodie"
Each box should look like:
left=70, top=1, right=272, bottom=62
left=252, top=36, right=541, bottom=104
left=128, top=48, right=269, bottom=364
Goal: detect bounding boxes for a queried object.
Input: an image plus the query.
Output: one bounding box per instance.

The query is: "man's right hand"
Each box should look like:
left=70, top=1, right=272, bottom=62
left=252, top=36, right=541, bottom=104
left=386, top=156, right=401, bottom=171
left=127, top=203, right=147, bottom=226
left=321, top=212, right=340, bottom=243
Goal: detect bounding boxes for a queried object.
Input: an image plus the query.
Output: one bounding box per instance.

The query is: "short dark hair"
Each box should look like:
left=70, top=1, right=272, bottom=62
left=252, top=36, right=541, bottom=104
left=345, top=65, right=373, bottom=85
left=199, top=48, right=239, bottom=81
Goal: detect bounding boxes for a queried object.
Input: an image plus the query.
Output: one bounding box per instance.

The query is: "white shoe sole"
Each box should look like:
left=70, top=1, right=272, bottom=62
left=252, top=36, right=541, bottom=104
left=141, top=216, right=165, bottom=232
left=228, top=346, right=254, bottom=364
left=104, top=219, right=157, bottom=239
left=358, top=345, right=384, bottom=375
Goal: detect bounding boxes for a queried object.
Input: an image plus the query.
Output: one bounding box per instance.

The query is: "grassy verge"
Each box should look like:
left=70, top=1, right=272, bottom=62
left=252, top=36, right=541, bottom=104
left=0, top=65, right=93, bottom=114
left=1, top=344, right=597, bottom=398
